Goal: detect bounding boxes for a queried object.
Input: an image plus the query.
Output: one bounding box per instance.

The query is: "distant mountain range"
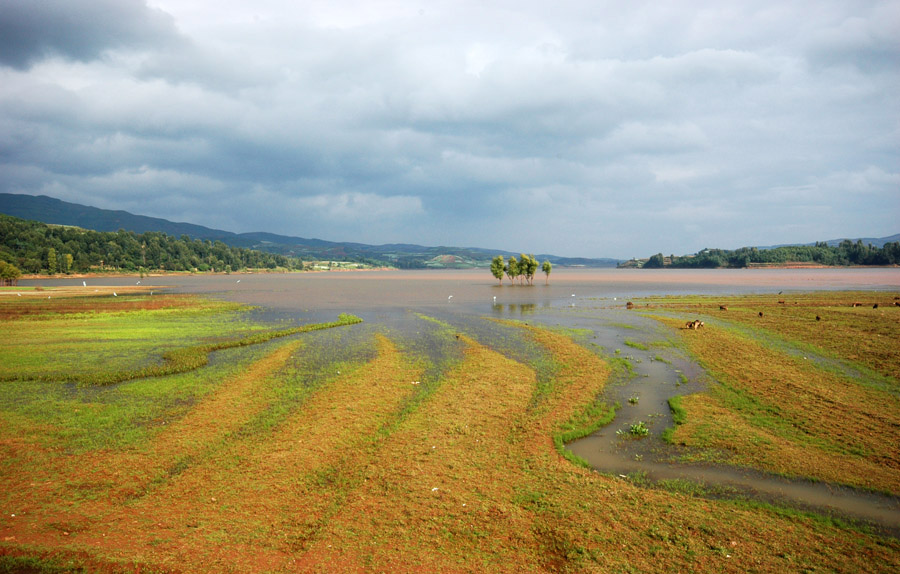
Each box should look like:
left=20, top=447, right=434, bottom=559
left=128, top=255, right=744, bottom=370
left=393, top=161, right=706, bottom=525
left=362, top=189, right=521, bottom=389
left=0, top=193, right=619, bottom=268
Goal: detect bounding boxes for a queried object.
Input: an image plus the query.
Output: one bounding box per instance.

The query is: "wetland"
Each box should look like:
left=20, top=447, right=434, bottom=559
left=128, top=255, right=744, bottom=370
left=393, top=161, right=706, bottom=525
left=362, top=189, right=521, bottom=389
left=2, top=268, right=899, bottom=572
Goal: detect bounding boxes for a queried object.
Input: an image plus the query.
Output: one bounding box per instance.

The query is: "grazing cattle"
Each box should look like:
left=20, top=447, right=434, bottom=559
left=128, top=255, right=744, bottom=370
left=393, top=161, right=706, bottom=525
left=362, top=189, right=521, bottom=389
left=894, top=301, right=900, bottom=307
left=719, top=305, right=728, bottom=311
left=816, top=315, right=821, bottom=321
left=758, top=311, right=764, bottom=317
left=778, top=300, right=785, bottom=305
left=685, top=320, right=705, bottom=330
left=873, top=303, right=879, bottom=309
left=626, top=301, right=634, bottom=309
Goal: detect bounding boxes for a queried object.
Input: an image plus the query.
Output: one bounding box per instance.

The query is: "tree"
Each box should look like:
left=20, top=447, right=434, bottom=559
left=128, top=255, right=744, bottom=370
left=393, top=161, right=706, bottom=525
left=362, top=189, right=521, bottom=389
left=542, top=260, right=552, bottom=284
left=520, top=254, right=538, bottom=285
left=506, top=256, right=518, bottom=284
left=46, top=248, right=57, bottom=275
left=0, top=260, right=22, bottom=286
left=490, top=255, right=505, bottom=284
left=644, top=253, right=665, bottom=268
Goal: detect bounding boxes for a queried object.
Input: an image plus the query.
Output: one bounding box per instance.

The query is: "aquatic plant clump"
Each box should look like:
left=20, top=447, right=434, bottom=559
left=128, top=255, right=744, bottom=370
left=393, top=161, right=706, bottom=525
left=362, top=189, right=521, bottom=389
left=617, top=420, right=650, bottom=438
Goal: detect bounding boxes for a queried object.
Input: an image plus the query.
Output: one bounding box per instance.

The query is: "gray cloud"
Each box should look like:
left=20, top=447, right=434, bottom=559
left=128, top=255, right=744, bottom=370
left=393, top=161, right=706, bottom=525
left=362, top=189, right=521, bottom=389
left=0, top=0, right=184, bottom=69
left=0, top=0, right=897, bottom=258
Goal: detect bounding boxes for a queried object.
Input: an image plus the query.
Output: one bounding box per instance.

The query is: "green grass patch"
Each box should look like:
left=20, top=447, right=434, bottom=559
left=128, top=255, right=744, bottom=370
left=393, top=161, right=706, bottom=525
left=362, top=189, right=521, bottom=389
left=554, top=400, right=618, bottom=468
left=0, top=554, right=88, bottom=573
left=661, top=395, right=687, bottom=444
left=1, top=312, right=361, bottom=386
left=623, top=339, right=648, bottom=351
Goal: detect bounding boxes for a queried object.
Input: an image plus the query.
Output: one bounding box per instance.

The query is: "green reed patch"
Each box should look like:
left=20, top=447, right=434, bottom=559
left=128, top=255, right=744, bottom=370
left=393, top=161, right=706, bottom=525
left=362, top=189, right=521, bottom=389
left=623, top=339, right=649, bottom=351
left=2, top=311, right=361, bottom=386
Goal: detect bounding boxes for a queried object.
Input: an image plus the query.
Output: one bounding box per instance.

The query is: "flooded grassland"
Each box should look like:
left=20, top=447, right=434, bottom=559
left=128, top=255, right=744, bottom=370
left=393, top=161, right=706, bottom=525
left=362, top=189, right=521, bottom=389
left=1, top=268, right=899, bottom=572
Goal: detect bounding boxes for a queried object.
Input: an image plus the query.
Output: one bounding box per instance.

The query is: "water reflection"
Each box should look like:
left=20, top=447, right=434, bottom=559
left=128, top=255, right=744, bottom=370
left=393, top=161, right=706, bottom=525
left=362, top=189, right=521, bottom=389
left=491, top=302, right=541, bottom=315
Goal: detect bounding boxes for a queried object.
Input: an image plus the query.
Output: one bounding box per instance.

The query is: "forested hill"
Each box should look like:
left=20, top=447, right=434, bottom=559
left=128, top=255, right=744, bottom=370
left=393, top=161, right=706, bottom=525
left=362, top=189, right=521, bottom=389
left=627, top=240, right=900, bottom=269
left=0, top=193, right=620, bottom=268
left=0, top=214, right=300, bottom=275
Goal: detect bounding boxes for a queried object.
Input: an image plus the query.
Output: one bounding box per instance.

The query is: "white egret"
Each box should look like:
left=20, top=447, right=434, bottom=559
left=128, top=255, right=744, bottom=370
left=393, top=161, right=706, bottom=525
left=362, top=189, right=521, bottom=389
left=448, top=295, right=453, bottom=301
left=83, top=281, right=86, bottom=287
left=113, top=292, right=117, bottom=297
left=236, top=279, right=241, bottom=283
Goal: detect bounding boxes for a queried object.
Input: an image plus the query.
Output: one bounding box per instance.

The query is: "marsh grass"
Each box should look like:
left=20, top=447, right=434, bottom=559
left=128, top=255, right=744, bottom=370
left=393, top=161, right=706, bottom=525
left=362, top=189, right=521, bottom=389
left=642, top=291, right=900, bottom=494
left=2, top=292, right=899, bottom=573
left=641, top=291, right=900, bottom=382
left=0, top=298, right=361, bottom=386
left=661, top=395, right=688, bottom=444
left=623, top=338, right=649, bottom=350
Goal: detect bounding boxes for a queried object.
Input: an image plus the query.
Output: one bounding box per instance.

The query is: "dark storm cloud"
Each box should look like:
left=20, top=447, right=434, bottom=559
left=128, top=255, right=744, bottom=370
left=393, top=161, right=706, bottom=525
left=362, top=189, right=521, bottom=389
left=0, top=0, right=183, bottom=69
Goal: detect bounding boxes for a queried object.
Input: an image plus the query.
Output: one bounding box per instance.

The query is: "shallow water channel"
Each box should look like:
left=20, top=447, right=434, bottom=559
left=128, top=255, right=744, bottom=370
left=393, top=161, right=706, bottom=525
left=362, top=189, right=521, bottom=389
left=27, top=268, right=900, bottom=532
left=548, top=302, right=900, bottom=533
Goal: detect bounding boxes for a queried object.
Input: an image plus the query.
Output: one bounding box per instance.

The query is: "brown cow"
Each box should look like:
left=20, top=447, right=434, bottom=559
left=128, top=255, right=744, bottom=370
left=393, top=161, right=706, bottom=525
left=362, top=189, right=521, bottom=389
left=719, top=305, right=728, bottom=311
left=626, top=301, right=634, bottom=309
left=758, top=311, right=764, bottom=317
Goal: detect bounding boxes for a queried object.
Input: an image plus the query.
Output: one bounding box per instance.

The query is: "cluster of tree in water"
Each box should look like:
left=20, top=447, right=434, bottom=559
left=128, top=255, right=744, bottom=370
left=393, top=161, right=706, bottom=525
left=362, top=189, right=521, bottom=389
left=490, top=254, right=552, bottom=284
left=0, top=215, right=302, bottom=278
left=641, top=240, right=900, bottom=269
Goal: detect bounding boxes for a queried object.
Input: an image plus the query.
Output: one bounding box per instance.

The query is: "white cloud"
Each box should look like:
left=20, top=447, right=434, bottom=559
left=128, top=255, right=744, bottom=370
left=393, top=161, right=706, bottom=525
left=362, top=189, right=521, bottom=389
left=1, top=0, right=897, bottom=258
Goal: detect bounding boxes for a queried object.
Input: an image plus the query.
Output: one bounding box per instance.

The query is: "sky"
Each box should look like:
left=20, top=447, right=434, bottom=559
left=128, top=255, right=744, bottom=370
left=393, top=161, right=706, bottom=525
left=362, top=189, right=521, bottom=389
left=1, top=0, right=898, bottom=259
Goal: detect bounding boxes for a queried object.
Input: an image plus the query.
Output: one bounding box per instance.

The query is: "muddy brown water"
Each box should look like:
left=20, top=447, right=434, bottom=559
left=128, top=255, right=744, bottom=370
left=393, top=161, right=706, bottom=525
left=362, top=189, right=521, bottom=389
left=23, top=268, right=900, bottom=531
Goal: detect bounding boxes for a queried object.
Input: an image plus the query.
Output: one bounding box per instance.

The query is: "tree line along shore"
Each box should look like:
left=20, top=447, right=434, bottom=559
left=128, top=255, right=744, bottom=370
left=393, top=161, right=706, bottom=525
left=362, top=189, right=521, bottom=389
left=2, top=212, right=897, bottom=288
left=0, top=214, right=302, bottom=284
left=622, top=240, right=900, bottom=269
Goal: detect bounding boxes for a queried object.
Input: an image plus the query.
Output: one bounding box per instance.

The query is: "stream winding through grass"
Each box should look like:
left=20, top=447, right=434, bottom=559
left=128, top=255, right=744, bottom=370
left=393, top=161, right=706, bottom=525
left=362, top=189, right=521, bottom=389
left=552, top=304, right=900, bottom=533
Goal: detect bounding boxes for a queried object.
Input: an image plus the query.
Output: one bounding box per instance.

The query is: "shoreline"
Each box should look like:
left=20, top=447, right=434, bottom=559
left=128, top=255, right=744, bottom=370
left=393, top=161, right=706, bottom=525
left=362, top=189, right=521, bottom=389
left=17, top=263, right=900, bottom=281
